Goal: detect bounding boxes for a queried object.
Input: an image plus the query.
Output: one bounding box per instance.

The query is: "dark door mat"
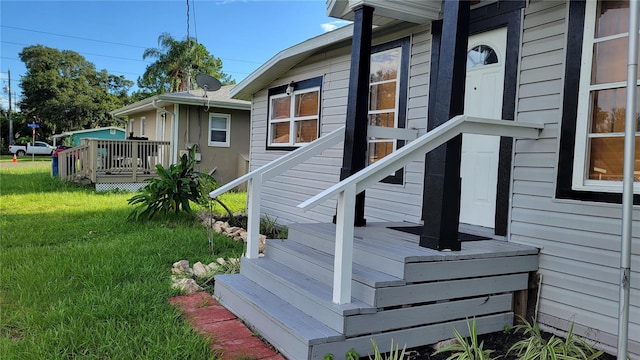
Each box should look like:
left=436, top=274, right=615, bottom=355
left=387, top=225, right=490, bottom=241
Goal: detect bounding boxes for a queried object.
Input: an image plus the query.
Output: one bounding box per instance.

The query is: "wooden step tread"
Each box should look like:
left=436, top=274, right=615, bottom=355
left=214, top=274, right=344, bottom=345
left=266, top=239, right=405, bottom=288
left=243, top=257, right=375, bottom=316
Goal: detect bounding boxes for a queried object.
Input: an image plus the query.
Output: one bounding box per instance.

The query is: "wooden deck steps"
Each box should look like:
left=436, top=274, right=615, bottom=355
left=214, top=222, right=539, bottom=360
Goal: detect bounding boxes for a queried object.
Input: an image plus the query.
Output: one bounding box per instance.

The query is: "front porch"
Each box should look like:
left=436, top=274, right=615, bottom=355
left=58, top=138, right=171, bottom=191
left=214, top=222, right=538, bottom=359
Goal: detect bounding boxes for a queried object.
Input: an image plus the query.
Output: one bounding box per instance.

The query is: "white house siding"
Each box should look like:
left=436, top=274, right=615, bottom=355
left=512, top=1, right=640, bottom=356
left=249, top=25, right=431, bottom=225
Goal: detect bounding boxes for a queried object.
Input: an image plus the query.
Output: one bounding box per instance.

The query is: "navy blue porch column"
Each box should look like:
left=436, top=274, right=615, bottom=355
left=420, top=0, right=470, bottom=250
left=339, top=5, right=374, bottom=227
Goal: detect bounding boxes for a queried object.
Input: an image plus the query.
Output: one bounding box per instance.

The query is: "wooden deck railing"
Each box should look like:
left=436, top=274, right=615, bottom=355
left=208, top=126, right=346, bottom=259
left=297, top=115, right=543, bottom=304
left=58, top=139, right=171, bottom=183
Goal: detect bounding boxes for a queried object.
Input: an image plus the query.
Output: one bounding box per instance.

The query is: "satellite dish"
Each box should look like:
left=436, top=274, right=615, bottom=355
left=195, top=73, right=222, bottom=93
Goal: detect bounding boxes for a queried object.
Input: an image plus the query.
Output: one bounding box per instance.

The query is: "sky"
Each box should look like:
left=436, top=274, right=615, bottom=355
left=0, top=0, right=350, bottom=110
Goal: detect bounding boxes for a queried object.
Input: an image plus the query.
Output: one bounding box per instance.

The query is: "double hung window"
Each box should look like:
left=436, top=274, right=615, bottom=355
left=368, top=47, right=402, bottom=164
left=140, top=117, right=146, bottom=136
left=573, top=0, right=640, bottom=192
left=209, top=113, right=230, bottom=147
left=267, top=77, right=321, bottom=148
left=368, top=38, right=409, bottom=183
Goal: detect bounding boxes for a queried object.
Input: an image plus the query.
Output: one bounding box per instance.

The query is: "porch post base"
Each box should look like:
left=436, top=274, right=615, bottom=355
left=419, top=234, right=461, bottom=251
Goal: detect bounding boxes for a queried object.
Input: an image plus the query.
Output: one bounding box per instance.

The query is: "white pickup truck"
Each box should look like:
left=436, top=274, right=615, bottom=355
left=8, top=141, right=56, bottom=156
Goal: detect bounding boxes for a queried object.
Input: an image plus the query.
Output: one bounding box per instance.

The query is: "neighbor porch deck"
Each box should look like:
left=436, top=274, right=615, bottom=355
left=214, top=222, right=539, bottom=360
left=58, top=138, right=171, bottom=190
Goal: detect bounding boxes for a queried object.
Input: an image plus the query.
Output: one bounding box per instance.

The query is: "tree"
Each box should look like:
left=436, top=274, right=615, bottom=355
left=138, top=33, right=234, bottom=94
left=18, top=45, right=133, bottom=136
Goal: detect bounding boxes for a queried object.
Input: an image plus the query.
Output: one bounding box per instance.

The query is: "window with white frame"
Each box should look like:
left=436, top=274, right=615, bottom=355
left=267, top=77, right=321, bottom=149
left=368, top=46, right=402, bottom=165
left=573, top=0, right=640, bottom=192
left=208, top=113, right=230, bottom=147
left=367, top=38, right=409, bottom=184
left=140, top=117, right=146, bottom=136
left=129, top=119, right=134, bottom=134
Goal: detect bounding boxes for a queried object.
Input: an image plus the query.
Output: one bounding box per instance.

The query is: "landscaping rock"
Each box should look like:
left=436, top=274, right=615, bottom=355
left=198, top=211, right=274, bottom=255
left=192, top=262, right=208, bottom=277
left=172, top=278, right=203, bottom=295
left=172, top=260, right=192, bottom=276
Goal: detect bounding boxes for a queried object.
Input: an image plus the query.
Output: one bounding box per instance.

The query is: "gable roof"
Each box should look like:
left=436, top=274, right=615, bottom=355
left=110, top=85, right=251, bottom=117
left=230, top=25, right=355, bottom=101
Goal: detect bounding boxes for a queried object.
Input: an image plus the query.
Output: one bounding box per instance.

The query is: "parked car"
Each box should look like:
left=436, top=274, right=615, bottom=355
left=8, top=141, right=56, bottom=156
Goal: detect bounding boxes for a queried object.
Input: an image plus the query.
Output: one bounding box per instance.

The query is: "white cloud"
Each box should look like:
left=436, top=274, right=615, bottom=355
left=320, top=20, right=351, bottom=32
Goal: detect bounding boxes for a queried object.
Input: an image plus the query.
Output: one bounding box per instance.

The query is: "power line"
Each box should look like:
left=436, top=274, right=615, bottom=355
left=1, top=41, right=153, bottom=64
left=1, top=25, right=147, bottom=49
left=0, top=56, right=144, bottom=77
left=0, top=37, right=262, bottom=64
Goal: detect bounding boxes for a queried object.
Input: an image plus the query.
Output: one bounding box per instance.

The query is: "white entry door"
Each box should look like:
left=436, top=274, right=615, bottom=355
left=460, top=28, right=507, bottom=228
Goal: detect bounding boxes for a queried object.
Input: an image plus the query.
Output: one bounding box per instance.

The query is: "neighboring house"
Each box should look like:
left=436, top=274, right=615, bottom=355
left=52, top=126, right=126, bottom=146
left=110, top=85, right=251, bottom=186
left=213, top=1, right=639, bottom=359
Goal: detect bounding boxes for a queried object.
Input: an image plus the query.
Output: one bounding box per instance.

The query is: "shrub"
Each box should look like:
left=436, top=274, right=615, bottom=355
left=433, top=318, right=496, bottom=360
left=369, top=338, right=406, bottom=360
left=508, top=317, right=604, bottom=360
left=128, top=148, right=213, bottom=220
left=260, top=215, right=288, bottom=239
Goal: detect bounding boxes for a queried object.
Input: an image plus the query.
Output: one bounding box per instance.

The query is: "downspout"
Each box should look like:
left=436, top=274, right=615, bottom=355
left=172, top=104, right=179, bottom=163
left=617, top=1, right=638, bottom=358
left=152, top=100, right=178, bottom=164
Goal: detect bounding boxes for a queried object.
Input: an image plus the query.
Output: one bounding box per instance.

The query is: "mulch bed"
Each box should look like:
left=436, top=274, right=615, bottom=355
left=391, top=330, right=616, bottom=360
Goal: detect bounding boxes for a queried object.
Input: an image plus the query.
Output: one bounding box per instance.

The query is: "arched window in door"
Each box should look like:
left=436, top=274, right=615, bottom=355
left=467, top=45, right=499, bottom=69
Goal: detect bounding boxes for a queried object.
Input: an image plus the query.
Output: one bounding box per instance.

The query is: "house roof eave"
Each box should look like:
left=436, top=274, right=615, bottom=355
left=157, top=92, right=251, bottom=111
left=230, top=24, right=355, bottom=101
left=110, top=85, right=251, bottom=117
left=110, top=96, right=163, bottom=117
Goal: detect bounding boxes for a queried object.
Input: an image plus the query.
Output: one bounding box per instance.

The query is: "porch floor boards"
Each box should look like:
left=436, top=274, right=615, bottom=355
left=214, top=222, right=539, bottom=360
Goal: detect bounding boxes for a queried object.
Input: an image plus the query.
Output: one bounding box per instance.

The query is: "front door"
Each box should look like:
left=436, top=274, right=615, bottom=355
left=459, top=28, right=507, bottom=228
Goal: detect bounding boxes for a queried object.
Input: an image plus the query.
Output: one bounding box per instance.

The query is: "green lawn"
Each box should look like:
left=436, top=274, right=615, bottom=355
left=0, top=154, right=52, bottom=162
left=0, top=164, right=246, bottom=359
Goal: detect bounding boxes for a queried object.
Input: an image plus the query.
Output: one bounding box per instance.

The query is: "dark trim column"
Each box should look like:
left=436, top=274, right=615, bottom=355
left=340, top=5, right=374, bottom=227
left=420, top=0, right=470, bottom=250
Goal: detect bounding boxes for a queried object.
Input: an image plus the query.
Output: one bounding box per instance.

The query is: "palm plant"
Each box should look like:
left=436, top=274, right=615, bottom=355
left=128, top=147, right=211, bottom=220
left=139, top=33, right=233, bottom=94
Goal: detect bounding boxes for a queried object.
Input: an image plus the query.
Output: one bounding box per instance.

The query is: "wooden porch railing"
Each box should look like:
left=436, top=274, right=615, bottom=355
left=297, top=115, right=543, bottom=304
left=58, top=139, right=171, bottom=183
left=208, top=126, right=346, bottom=259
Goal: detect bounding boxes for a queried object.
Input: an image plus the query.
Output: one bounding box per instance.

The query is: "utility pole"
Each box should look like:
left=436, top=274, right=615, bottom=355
left=6, top=69, right=13, bottom=145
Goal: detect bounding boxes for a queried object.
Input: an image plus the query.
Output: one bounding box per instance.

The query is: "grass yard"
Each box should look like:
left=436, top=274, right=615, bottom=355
left=0, top=163, right=246, bottom=359
left=0, top=154, right=52, bottom=162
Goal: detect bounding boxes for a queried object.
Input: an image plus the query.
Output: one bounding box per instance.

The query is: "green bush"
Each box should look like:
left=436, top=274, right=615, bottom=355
left=433, top=318, right=496, bottom=360
left=260, top=215, right=288, bottom=239
left=369, top=339, right=406, bottom=360
left=128, top=148, right=213, bottom=220
left=508, top=317, right=604, bottom=360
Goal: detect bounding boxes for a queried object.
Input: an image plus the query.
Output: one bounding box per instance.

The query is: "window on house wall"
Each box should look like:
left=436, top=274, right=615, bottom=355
left=572, top=0, right=640, bottom=193
left=208, top=113, right=231, bottom=147
left=267, top=77, right=322, bottom=149
left=129, top=120, right=134, bottom=134
left=140, top=117, right=146, bottom=136
left=368, top=37, right=409, bottom=184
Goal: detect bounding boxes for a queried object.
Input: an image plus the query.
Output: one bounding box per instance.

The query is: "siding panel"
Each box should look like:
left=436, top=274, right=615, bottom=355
left=249, top=25, right=432, bottom=225
left=512, top=1, right=640, bottom=355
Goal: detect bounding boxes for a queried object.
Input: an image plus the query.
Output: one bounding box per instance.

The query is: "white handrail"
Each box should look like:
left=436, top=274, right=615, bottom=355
left=209, top=126, right=346, bottom=259
left=297, top=115, right=543, bottom=304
